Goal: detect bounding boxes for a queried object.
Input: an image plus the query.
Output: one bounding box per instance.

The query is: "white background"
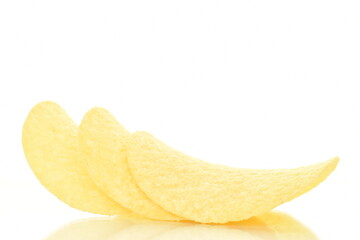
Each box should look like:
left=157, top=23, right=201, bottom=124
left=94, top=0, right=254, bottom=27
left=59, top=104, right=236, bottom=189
left=0, top=0, right=360, bottom=239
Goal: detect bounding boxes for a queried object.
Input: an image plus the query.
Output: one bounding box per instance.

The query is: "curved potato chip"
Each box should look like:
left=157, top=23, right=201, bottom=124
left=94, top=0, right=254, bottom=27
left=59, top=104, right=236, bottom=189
left=22, top=102, right=135, bottom=216
left=127, top=131, right=339, bottom=223
left=79, top=108, right=182, bottom=220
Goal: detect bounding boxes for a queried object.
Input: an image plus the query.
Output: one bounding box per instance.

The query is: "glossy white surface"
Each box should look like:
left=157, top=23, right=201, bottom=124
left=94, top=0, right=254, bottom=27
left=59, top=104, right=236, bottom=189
left=2, top=166, right=357, bottom=239
left=1, top=0, right=360, bottom=239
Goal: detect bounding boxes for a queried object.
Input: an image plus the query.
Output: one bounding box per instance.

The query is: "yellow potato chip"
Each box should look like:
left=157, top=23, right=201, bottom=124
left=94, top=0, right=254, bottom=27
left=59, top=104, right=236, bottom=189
left=22, top=102, right=135, bottom=216
left=127, top=131, right=339, bottom=223
left=79, top=108, right=182, bottom=221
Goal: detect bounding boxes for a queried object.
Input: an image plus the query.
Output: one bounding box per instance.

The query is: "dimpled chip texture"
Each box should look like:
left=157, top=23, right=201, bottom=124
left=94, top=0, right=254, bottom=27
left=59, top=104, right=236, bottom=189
left=127, top=131, right=339, bottom=223
left=22, top=101, right=135, bottom=216
left=79, top=107, right=182, bottom=221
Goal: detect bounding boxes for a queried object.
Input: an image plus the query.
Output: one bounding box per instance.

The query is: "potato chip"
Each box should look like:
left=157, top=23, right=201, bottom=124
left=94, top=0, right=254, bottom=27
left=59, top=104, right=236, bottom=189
left=127, top=131, right=339, bottom=223
left=22, top=102, right=135, bottom=216
left=79, top=108, right=182, bottom=220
